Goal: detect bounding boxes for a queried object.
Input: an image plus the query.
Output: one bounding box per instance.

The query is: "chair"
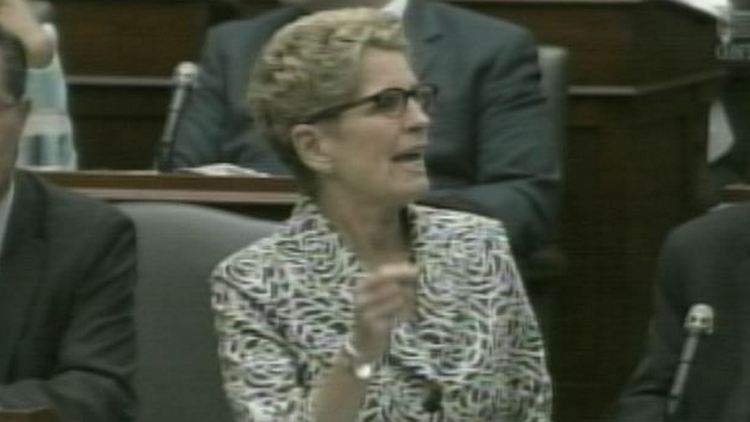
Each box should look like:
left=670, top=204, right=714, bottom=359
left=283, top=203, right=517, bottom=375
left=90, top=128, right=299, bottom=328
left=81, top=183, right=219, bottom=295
left=537, top=45, right=569, bottom=158
left=521, top=45, right=569, bottom=366
left=117, top=202, right=280, bottom=422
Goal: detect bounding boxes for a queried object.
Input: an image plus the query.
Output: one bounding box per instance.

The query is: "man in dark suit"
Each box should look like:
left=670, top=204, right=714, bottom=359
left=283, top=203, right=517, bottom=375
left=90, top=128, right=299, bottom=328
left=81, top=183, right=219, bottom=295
left=612, top=203, right=750, bottom=422
left=0, top=27, right=136, bottom=422
left=168, top=0, right=559, bottom=259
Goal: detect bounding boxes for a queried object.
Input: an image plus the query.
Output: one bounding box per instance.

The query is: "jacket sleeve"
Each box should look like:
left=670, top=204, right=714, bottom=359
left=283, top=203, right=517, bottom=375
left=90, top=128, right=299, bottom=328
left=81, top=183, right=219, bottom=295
left=427, top=29, right=560, bottom=259
left=211, top=258, right=316, bottom=422
left=483, top=221, right=553, bottom=421
left=0, top=214, right=137, bottom=422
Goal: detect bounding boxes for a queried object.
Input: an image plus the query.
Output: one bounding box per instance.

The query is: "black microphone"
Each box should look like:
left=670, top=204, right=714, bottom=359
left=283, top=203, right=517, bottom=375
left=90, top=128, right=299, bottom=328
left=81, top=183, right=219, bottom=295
left=665, top=303, right=715, bottom=420
left=156, top=61, right=199, bottom=171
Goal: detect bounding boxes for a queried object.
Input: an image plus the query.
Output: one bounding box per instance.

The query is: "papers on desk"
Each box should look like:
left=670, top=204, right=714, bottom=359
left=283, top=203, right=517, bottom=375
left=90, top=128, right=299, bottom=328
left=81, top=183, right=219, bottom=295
left=174, top=163, right=272, bottom=177
left=666, top=0, right=728, bottom=19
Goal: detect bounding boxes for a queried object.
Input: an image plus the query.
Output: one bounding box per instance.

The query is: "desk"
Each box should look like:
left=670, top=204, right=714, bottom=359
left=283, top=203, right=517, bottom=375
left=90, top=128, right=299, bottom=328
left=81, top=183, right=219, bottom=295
left=35, top=171, right=299, bottom=221
left=0, top=409, right=58, bottom=422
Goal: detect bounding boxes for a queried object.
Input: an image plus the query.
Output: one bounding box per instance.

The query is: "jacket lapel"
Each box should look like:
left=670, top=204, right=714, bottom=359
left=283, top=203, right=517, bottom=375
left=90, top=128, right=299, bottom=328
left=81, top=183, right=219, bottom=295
left=0, top=173, right=46, bottom=381
left=404, top=0, right=444, bottom=80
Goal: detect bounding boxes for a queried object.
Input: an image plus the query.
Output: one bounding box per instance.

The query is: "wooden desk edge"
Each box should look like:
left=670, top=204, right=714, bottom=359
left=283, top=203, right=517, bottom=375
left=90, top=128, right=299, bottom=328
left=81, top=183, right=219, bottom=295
left=33, top=170, right=301, bottom=206
left=723, top=183, right=750, bottom=203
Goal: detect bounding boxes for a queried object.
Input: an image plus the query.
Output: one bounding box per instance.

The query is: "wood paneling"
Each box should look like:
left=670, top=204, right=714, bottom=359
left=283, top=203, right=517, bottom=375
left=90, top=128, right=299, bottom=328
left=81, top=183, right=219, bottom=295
left=68, top=76, right=173, bottom=169
left=55, top=0, right=208, bottom=75
left=53, top=0, right=209, bottom=169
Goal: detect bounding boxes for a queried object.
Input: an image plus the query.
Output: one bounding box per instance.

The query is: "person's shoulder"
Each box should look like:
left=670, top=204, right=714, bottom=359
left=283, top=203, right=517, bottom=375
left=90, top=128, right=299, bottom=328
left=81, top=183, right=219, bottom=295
left=211, top=229, right=287, bottom=297
left=667, top=203, right=750, bottom=253
left=213, top=224, right=285, bottom=268
left=418, top=0, right=532, bottom=40
left=14, top=172, right=134, bottom=260
left=414, top=204, right=510, bottom=243
left=18, top=171, right=130, bottom=229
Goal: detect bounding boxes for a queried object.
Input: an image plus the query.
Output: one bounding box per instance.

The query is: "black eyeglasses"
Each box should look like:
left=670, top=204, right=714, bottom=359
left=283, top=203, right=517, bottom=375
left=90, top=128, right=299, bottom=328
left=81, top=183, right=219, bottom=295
left=301, top=83, right=438, bottom=124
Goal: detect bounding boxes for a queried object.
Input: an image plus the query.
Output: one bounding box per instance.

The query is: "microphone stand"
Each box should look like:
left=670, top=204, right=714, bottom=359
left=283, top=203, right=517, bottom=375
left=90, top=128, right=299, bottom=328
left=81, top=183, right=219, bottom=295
left=155, top=62, right=199, bottom=171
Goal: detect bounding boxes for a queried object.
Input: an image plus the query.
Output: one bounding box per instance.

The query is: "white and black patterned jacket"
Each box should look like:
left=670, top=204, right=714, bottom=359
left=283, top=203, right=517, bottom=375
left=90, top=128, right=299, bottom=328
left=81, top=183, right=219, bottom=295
left=211, top=198, right=552, bottom=421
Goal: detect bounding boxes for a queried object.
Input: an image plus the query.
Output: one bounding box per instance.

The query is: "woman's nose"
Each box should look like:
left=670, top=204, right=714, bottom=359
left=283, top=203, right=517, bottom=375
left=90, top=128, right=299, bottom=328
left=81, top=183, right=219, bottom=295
left=402, top=97, right=431, bottom=129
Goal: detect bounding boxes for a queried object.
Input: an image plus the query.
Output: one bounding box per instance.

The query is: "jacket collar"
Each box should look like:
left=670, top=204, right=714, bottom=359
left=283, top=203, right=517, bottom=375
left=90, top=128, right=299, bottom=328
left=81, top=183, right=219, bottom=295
left=0, top=171, right=46, bottom=380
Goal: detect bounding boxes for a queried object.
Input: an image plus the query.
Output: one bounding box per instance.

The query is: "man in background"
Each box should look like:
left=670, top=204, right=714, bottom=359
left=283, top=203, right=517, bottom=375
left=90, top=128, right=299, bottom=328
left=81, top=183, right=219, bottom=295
left=612, top=201, right=750, bottom=421
left=0, top=26, right=135, bottom=421
left=168, top=0, right=560, bottom=260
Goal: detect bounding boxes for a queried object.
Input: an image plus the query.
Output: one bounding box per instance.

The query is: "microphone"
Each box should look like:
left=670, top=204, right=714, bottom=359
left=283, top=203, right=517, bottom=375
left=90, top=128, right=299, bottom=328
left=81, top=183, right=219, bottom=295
left=156, top=61, right=200, bottom=171
left=665, top=303, right=715, bottom=420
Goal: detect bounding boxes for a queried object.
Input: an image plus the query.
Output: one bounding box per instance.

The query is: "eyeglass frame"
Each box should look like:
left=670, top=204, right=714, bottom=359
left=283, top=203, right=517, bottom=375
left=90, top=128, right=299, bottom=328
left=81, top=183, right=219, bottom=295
left=299, top=83, right=439, bottom=124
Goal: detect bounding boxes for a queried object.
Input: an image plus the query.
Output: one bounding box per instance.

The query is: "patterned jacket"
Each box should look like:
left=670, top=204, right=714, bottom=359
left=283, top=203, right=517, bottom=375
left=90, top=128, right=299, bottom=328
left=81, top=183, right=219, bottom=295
left=211, top=199, right=552, bottom=421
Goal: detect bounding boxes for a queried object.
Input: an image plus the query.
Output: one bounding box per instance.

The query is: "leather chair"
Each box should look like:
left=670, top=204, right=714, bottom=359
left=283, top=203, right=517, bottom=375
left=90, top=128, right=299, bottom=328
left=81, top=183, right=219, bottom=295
left=117, top=202, right=280, bottom=422
left=523, top=45, right=569, bottom=369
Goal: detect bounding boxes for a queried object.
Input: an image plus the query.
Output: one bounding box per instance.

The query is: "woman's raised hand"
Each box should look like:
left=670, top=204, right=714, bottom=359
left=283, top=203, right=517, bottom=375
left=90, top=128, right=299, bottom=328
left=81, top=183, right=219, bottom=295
left=350, top=262, right=418, bottom=363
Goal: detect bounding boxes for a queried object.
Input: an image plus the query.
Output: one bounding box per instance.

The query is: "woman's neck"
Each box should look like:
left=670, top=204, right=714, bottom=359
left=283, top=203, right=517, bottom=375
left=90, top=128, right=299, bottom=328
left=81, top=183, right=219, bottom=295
left=318, top=191, right=410, bottom=268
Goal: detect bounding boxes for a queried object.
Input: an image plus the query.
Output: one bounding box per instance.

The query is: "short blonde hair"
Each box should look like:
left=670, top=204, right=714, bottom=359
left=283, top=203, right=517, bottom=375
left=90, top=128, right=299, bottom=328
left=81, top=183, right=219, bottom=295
left=248, top=8, right=408, bottom=193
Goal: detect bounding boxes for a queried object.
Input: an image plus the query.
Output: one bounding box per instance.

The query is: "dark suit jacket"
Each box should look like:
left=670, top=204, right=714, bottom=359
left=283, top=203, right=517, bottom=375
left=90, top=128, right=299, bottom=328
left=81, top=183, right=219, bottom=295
left=0, top=171, right=136, bottom=422
left=612, top=203, right=750, bottom=422
left=170, top=0, right=560, bottom=258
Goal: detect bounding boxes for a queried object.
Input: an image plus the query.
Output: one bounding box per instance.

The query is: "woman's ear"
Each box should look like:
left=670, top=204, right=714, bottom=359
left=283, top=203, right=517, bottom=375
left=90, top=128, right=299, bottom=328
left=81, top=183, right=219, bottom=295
left=290, top=123, right=334, bottom=174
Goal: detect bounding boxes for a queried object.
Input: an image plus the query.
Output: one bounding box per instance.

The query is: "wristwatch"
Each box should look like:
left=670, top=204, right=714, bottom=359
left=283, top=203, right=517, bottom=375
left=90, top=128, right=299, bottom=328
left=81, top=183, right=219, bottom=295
left=342, top=338, right=374, bottom=381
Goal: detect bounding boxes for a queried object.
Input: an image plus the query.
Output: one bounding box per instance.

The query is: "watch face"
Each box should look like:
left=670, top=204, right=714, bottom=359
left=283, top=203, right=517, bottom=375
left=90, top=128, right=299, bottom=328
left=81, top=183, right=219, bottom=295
left=355, top=363, right=374, bottom=380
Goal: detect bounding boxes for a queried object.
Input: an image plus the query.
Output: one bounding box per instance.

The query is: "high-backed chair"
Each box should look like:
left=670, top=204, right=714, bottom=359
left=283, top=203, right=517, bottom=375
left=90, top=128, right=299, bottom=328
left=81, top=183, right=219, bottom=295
left=524, top=45, right=569, bottom=371
left=117, top=202, right=280, bottom=422
left=538, top=45, right=569, bottom=159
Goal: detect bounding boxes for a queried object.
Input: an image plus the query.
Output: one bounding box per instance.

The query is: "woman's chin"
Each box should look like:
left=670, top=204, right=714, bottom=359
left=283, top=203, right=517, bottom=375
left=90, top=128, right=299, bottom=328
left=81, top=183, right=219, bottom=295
left=387, top=179, right=430, bottom=206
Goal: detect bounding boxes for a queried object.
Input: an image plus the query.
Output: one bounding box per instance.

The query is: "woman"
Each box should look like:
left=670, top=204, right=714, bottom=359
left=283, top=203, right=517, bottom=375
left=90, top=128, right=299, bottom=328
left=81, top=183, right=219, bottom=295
left=211, top=8, right=551, bottom=422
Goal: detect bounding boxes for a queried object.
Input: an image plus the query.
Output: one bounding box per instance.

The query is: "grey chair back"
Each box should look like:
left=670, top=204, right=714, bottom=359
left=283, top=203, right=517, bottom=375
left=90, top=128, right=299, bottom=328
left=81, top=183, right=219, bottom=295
left=538, top=45, right=569, bottom=154
left=117, top=202, right=280, bottom=422
left=523, top=46, right=569, bottom=366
